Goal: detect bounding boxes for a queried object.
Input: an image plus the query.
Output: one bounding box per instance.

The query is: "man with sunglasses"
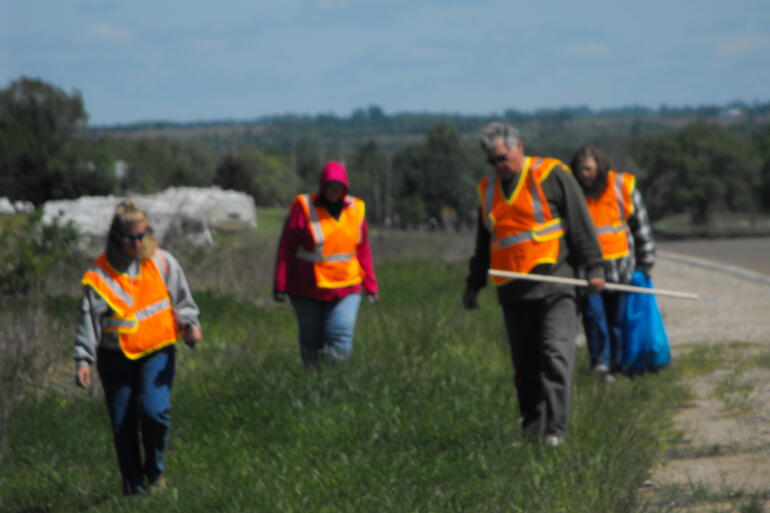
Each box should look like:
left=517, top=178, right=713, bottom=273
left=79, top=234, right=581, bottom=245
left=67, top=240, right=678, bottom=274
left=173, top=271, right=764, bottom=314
left=462, top=122, right=605, bottom=447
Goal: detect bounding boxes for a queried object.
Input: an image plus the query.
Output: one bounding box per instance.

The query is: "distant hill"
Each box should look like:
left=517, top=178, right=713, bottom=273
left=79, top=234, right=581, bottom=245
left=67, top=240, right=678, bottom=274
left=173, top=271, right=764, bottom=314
left=86, top=102, right=770, bottom=154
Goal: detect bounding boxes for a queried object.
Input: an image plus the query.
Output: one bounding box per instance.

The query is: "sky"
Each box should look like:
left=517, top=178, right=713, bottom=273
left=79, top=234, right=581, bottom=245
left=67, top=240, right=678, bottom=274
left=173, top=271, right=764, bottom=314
left=3, top=0, right=770, bottom=126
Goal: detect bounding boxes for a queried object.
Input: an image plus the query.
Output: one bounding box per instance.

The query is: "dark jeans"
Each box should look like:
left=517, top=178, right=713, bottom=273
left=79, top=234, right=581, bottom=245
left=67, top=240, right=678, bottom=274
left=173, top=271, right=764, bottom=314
left=581, top=290, right=627, bottom=372
left=501, top=293, right=577, bottom=439
left=97, top=345, right=175, bottom=495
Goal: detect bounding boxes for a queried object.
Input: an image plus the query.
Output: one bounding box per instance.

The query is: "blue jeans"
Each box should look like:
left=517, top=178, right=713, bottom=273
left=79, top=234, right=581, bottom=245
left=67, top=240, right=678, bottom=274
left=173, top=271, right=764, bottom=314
left=97, top=345, right=175, bottom=495
left=290, top=293, right=362, bottom=365
left=581, top=291, right=627, bottom=372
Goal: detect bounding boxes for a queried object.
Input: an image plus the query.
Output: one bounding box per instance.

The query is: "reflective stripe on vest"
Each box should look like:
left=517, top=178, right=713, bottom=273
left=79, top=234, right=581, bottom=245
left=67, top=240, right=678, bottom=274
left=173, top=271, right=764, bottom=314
left=82, top=253, right=178, bottom=359
left=586, top=170, right=635, bottom=260
left=295, top=193, right=366, bottom=288
left=479, top=157, right=566, bottom=285
left=81, top=263, right=135, bottom=314
left=296, top=249, right=356, bottom=262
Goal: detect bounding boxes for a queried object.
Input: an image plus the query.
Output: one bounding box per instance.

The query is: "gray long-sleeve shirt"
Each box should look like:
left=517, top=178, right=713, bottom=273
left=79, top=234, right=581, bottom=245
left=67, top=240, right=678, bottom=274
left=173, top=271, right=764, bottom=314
left=74, top=248, right=200, bottom=367
left=466, top=162, right=605, bottom=303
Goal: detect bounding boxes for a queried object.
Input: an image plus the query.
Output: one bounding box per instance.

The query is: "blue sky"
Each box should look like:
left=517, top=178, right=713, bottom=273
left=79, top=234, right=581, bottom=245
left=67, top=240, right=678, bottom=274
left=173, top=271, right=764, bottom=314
left=3, top=0, right=769, bottom=125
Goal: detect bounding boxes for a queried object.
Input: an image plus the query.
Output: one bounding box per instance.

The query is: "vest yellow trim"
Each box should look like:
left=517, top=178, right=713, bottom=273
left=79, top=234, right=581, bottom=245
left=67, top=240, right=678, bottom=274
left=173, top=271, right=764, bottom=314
left=82, top=253, right=178, bottom=360
left=296, top=194, right=366, bottom=289
left=586, top=170, right=635, bottom=260
left=82, top=275, right=129, bottom=317
left=479, top=157, right=567, bottom=285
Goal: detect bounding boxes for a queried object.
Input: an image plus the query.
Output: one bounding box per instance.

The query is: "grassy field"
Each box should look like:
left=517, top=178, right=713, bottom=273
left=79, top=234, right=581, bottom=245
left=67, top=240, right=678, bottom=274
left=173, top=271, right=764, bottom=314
left=0, top=214, right=693, bottom=513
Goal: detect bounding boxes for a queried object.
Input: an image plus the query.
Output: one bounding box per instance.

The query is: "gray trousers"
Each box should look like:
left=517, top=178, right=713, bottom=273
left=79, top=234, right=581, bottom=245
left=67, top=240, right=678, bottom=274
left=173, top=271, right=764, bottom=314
left=501, top=293, right=577, bottom=439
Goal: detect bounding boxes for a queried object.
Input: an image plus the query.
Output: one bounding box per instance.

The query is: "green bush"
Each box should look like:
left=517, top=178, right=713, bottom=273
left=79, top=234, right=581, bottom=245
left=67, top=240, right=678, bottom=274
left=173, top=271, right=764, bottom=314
left=0, top=212, right=81, bottom=466
left=1, top=260, right=684, bottom=512
left=0, top=210, right=80, bottom=299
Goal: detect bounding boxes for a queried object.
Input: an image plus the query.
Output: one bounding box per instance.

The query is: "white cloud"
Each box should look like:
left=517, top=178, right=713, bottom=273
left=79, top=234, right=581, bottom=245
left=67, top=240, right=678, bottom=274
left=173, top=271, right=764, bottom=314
left=716, top=35, right=770, bottom=58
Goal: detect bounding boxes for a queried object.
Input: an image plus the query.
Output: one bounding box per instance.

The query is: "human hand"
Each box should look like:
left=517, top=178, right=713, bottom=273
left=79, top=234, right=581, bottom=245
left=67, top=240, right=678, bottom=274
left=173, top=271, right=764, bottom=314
left=587, top=277, right=606, bottom=293
left=462, top=289, right=479, bottom=311
left=182, top=324, right=202, bottom=349
left=76, top=365, right=92, bottom=388
left=366, top=293, right=379, bottom=305
left=273, top=290, right=287, bottom=303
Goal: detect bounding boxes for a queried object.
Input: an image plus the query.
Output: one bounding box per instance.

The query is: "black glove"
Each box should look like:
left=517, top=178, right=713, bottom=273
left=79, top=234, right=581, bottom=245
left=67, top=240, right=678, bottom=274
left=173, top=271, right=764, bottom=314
left=273, top=290, right=287, bottom=303
left=462, top=289, right=479, bottom=311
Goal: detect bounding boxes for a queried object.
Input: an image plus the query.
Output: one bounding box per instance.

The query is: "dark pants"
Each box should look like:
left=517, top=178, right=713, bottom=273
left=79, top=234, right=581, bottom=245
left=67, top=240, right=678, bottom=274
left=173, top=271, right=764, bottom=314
left=501, top=293, right=577, bottom=439
left=581, top=291, right=627, bottom=372
left=97, top=345, right=175, bottom=495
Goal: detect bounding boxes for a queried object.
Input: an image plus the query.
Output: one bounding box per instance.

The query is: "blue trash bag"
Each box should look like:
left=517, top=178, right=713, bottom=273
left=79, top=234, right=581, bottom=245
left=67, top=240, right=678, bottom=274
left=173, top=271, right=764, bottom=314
left=621, top=270, right=671, bottom=373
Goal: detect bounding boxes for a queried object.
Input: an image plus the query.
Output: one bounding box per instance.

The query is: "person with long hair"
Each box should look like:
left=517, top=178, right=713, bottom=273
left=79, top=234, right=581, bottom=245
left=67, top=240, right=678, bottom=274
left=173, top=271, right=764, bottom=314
left=273, top=161, right=378, bottom=365
left=570, top=144, right=656, bottom=380
left=74, top=200, right=202, bottom=496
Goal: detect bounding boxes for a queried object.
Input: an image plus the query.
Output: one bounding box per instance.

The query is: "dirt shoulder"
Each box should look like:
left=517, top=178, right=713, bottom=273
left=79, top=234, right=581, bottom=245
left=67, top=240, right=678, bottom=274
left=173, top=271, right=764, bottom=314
left=641, top=253, right=770, bottom=512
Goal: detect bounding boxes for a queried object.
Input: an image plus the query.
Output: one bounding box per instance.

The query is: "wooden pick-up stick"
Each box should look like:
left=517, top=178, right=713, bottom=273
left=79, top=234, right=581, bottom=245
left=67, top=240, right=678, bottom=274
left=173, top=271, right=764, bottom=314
left=488, top=269, right=699, bottom=300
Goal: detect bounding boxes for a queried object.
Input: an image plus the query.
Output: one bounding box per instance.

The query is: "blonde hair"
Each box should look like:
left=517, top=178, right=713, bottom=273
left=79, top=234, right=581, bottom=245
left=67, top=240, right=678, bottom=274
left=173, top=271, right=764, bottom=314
left=106, top=200, right=158, bottom=262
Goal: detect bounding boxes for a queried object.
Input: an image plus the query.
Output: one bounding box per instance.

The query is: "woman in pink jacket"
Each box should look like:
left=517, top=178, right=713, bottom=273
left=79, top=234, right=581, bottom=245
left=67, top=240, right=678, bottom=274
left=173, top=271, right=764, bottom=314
left=273, top=161, right=379, bottom=365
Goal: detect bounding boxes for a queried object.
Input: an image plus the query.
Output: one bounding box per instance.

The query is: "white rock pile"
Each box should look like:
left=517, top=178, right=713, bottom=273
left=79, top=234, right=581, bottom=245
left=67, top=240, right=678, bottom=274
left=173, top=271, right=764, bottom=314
left=42, top=187, right=257, bottom=255
left=0, top=197, right=34, bottom=215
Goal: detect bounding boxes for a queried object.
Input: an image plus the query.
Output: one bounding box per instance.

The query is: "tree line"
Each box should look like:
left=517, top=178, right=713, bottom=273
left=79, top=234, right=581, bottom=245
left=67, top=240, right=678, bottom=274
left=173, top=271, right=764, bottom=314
left=2, top=76, right=770, bottom=229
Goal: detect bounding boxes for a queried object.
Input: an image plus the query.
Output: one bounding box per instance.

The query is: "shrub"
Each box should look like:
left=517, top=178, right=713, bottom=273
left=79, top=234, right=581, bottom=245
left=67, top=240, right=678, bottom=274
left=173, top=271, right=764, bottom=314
left=0, top=212, right=81, bottom=465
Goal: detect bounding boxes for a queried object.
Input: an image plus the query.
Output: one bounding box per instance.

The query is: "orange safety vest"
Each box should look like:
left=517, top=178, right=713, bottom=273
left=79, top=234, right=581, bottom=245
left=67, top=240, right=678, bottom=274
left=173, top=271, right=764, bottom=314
left=585, top=170, right=635, bottom=260
left=295, top=193, right=366, bottom=289
left=480, top=157, right=567, bottom=285
left=82, top=252, right=178, bottom=359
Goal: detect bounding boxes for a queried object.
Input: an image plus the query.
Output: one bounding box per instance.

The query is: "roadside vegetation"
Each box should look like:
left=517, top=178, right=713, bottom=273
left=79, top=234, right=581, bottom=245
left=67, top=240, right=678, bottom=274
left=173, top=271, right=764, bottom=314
left=0, top=215, right=688, bottom=513
left=3, top=76, right=770, bottom=512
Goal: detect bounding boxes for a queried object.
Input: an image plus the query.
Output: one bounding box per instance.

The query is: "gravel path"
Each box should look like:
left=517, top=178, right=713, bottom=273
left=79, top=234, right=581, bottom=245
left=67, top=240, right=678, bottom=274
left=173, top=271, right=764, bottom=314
left=655, top=251, right=770, bottom=346
left=643, top=251, right=770, bottom=512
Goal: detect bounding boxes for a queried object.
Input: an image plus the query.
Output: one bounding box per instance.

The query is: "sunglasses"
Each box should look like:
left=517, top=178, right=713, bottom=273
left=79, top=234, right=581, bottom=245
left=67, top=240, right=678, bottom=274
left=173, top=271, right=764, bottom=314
left=121, top=231, right=147, bottom=243
left=487, top=154, right=508, bottom=166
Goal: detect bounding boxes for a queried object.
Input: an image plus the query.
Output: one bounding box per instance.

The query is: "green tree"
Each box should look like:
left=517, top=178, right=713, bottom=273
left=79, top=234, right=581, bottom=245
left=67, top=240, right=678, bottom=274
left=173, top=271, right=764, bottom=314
left=214, top=155, right=253, bottom=196
left=391, top=123, right=485, bottom=228
left=214, top=149, right=296, bottom=207
left=110, top=137, right=218, bottom=193
left=0, top=77, right=115, bottom=203
left=348, top=139, right=390, bottom=224
left=634, top=120, right=759, bottom=224
left=753, top=125, right=770, bottom=212
left=293, top=139, right=322, bottom=191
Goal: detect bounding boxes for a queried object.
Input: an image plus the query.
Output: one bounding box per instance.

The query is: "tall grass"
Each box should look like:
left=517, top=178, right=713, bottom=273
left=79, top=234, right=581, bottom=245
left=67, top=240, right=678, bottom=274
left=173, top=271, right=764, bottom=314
left=0, top=257, right=686, bottom=513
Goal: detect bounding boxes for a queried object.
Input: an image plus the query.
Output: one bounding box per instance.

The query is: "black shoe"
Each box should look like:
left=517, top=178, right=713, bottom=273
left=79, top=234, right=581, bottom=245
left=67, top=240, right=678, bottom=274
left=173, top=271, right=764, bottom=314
left=123, top=485, right=147, bottom=498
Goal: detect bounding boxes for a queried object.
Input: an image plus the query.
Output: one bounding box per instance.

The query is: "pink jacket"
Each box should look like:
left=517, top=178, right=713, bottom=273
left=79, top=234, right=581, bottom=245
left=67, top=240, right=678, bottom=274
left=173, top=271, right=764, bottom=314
left=273, top=162, right=378, bottom=301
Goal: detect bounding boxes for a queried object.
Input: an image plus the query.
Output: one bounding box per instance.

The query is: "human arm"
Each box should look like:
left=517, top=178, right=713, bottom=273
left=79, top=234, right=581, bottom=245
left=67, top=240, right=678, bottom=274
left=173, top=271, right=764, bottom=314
left=547, top=166, right=606, bottom=291
left=74, top=286, right=108, bottom=387
left=463, top=208, right=491, bottom=309
left=357, top=218, right=379, bottom=302
left=273, top=199, right=306, bottom=302
left=159, top=250, right=202, bottom=346
left=627, top=187, right=656, bottom=275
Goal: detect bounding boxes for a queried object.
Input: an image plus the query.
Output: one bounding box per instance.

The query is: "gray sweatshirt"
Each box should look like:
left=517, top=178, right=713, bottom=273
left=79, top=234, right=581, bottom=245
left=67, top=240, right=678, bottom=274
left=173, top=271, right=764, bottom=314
left=74, top=248, right=201, bottom=367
